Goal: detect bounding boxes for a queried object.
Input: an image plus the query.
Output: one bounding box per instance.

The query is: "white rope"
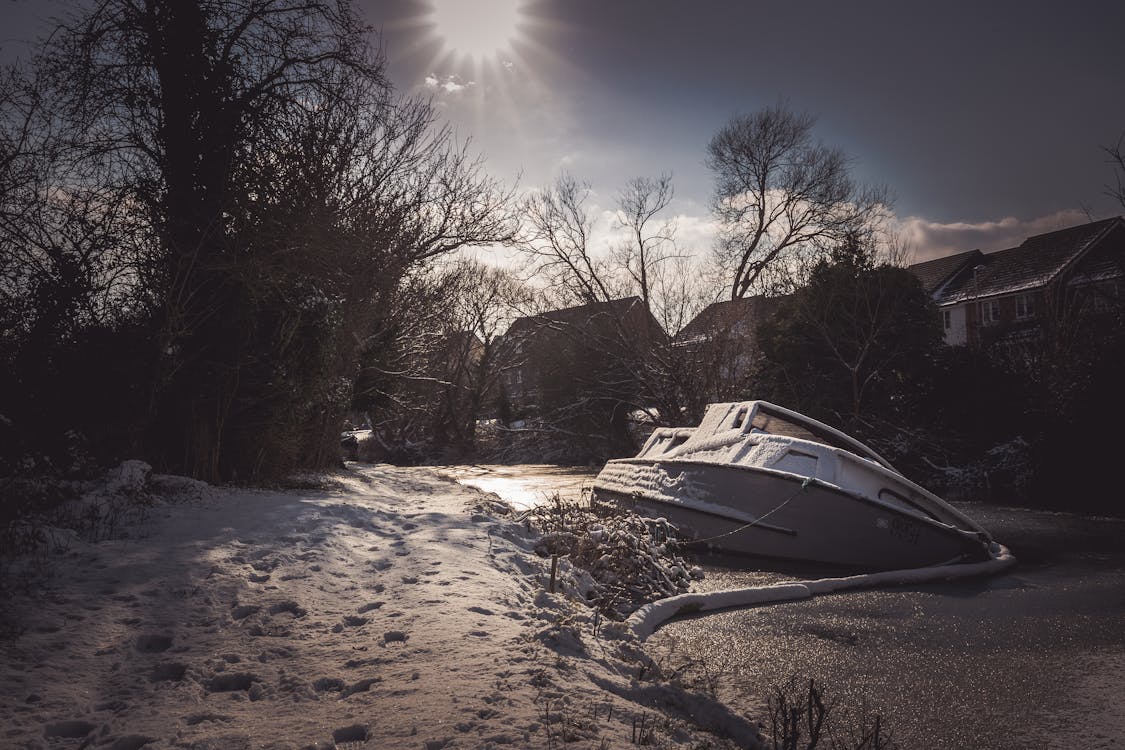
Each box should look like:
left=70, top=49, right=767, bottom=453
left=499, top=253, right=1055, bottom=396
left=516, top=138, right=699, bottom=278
left=686, top=476, right=815, bottom=545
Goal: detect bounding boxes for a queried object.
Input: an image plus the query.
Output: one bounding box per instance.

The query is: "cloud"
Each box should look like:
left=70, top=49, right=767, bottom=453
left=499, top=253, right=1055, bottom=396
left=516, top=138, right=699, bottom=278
left=577, top=204, right=720, bottom=262
left=892, top=208, right=1091, bottom=263
left=423, top=73, right=475, bottom=95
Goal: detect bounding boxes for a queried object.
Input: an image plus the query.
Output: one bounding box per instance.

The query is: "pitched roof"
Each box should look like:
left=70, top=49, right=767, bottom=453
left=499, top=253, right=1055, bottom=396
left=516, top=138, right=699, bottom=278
left=933, top=217, right=1123, bottom=305
left=506, top=296, right=664, bottom=339
left=674, top=295, right=781, bottom=344
left=906, top=249, right=983, bottom=295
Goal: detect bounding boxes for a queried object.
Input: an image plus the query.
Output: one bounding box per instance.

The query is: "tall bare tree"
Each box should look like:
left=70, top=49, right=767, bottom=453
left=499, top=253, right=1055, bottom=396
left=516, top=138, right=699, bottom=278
left=4, top=0, right=516, bottom=480
left=1108, top=132, right=1125, bottom=210
left=707, top=103, right=888, bottom=299
left=517, top=173, right=617, bottom=306
left=612, top=174, right=676, bottom=310
left=513, top=172, right=716, bottom=446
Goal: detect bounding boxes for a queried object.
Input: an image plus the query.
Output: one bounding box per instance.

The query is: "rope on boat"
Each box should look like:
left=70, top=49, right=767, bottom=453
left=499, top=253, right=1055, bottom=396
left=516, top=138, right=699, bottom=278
left=687, top=476, right=816, bottom=545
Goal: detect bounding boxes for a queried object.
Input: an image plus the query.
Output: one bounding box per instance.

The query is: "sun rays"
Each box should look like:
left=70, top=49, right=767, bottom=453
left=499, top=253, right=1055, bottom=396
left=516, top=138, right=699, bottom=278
left=427, top=0, right=525, bottom=61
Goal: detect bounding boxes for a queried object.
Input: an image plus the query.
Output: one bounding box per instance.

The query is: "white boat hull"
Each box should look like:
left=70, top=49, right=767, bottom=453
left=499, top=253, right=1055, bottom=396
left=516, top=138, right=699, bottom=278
left=594, top=458, right=990, bottom=570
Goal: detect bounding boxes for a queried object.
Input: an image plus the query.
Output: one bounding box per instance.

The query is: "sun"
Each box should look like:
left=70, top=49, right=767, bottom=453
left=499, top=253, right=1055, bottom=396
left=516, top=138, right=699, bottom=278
left=427, top=0, right=526, bottom=60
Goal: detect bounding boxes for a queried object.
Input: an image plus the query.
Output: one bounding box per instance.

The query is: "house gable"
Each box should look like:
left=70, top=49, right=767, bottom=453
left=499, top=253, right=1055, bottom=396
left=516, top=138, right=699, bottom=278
left=674, top=295, right=781, bottom=346
left=907, top=216, right=1124, bottom=346
left=935, top=217, right=1121, bottom=306
left=906, top=249, right=983, bottom=299
left=499, top=296, right=668, bottom=408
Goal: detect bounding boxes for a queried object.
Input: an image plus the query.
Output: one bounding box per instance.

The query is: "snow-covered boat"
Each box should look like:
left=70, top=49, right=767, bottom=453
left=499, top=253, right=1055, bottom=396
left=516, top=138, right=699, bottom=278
left=593, top=401, right=995, bottom=570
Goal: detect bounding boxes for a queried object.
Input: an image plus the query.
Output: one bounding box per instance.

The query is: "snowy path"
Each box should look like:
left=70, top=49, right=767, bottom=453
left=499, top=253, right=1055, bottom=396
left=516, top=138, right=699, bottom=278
left=1, top=465, right=754, bottom=750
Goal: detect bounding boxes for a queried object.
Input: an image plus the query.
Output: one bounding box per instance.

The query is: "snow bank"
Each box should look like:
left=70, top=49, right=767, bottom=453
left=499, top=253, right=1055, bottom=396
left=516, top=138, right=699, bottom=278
left=0, top=463, right=759, bottom=749
left=627, top=544, right=1017, bottom=639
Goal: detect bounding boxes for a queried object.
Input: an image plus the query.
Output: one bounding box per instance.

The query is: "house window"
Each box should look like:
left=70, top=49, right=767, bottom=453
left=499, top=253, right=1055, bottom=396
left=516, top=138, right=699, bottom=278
left=1015, top=294, right=1034, bottom=320
left=979, top=299, right=1001, bottom=325
left=942, top=309, right=951, bottom=330
left=1092, top=280, right=1121, bottom=313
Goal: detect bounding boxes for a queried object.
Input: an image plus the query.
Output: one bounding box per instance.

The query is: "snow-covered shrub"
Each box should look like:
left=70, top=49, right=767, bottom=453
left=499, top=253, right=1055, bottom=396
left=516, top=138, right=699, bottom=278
left=927, top=436, right=1033, bottom=503
left=1, top=460, right=173, bottom=585
left=526, top=493, right=702, bottom=619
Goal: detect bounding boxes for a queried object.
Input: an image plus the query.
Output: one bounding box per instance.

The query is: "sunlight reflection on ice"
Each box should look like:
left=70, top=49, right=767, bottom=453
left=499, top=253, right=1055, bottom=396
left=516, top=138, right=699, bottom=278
left=442, top=464, right=596, bottom=511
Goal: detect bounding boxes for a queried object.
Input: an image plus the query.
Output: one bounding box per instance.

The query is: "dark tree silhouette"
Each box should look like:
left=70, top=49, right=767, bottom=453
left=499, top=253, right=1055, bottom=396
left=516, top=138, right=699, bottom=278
left=1, top=0, right=515, bottom=480
left=756, top=235, right=942, bottom=426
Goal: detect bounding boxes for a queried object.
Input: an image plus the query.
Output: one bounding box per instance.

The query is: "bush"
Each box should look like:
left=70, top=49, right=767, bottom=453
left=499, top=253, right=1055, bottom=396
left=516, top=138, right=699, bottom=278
left=526, top=494, right=702, bottom=619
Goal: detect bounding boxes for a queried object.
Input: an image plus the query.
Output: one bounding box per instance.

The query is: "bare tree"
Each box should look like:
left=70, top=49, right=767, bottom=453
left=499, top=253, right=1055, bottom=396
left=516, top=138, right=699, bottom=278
left=707, top=103, right=889, bottom=299
left=352, top=260, right=529, bottom=459
left=517, top=173, right=617, bottom=306
left=612, top=174, right=676, bottom=310
left=1107, top=132, right=1125, bottom=210
left=6, top=0, right=517, bottom=480
left=434, top=260, right=529, bottom=452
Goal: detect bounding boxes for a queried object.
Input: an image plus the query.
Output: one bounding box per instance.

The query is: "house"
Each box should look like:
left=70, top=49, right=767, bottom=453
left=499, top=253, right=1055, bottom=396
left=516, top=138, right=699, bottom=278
left=498, top=296, right=668, bottom=412
left=907, top=217, right=1125, bottom=347
left=672, top=295, right=782, bottom=409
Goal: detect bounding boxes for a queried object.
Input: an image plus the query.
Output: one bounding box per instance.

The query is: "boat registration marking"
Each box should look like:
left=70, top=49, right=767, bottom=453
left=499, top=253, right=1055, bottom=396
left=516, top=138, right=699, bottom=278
left=884, top=515, right=920, bottom=545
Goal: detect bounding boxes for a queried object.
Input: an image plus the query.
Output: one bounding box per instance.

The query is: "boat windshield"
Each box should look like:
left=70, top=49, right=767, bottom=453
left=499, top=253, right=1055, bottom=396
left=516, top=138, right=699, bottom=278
left=751, top=405, right=889, bottom=467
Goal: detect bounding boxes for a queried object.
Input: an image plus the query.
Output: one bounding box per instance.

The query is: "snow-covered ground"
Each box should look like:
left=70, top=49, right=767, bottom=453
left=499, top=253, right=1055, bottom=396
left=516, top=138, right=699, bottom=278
left=0, top=463, right=757, bottom=750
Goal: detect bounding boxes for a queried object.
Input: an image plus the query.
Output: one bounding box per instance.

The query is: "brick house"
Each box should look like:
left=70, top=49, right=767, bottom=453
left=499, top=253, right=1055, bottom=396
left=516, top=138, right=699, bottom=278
left=498, top=296, right=669, bottom=412
left=672, top=295, right=782, bottom=413
left=907, top=217, right=1125, bottom=347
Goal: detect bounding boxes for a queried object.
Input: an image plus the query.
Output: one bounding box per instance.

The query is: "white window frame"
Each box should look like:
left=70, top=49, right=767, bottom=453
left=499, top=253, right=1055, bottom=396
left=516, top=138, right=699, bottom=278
left=979, top=299, right=1001, bottom=325
left=942, top=309, right=952, bottom=330
left=1014, top=294, right=1034, bottom=320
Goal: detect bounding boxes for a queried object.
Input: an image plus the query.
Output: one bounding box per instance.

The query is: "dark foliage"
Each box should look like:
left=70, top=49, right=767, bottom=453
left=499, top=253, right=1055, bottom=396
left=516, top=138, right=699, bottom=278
left=0, top=0, right=513, bottom=483
left=754, top=247, right=943, bottom=438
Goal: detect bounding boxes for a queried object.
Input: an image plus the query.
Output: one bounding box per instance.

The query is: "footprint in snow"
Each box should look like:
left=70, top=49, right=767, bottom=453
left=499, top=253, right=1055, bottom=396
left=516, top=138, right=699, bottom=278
left=183, top=713, right=232, bottom=726
left=332, top=723, right=371, bottom=746
left=268, top=601, right=307, bottom=618
left=231, top=605, right=261, bottom=620
left=134, top=634, right=173, bottom=653
left=357, top=602, right=384, bottom=614
left=101, top=734, right=153, bottom=750
left=149, top=662, right=187, bottom=683
left=43, top=720, right=96, bottom=739
left=467, top=606, right=494, bottom=616
left=313, top=677, right=346, bottom=693
left=205, top=672, right=259, bottom=693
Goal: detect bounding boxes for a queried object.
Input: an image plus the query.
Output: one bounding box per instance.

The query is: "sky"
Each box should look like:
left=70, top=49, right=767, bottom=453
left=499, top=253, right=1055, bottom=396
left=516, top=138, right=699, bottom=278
left=359, top=0, right=1125, bottom=262
left=3, top=0, right=1124, bottom=263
